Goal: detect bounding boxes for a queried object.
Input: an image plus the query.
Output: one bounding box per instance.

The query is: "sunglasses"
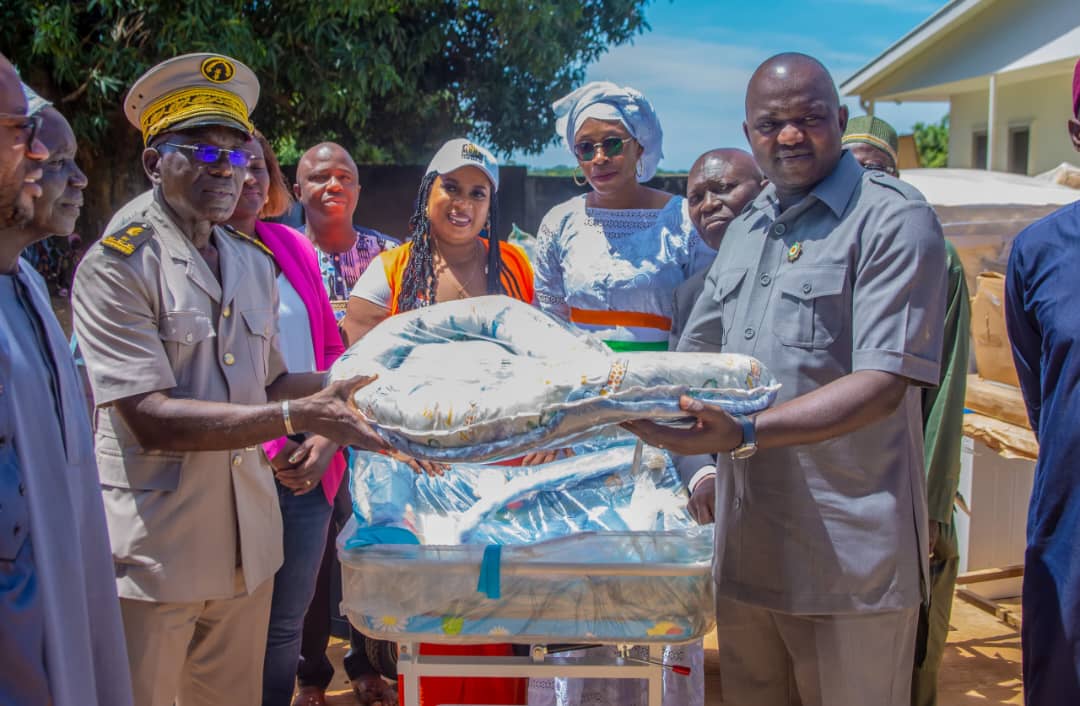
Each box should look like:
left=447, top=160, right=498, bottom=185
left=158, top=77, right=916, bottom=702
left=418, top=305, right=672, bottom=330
left=161, top=142, right=254, bottom=168
left=572, top=136, right=631, bottom=162
left=0, top=112, right=43, bottom=148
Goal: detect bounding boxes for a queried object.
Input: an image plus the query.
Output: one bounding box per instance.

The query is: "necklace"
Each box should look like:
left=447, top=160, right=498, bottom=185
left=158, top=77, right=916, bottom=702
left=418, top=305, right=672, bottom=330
left=437, top=240, right=487, bottom=299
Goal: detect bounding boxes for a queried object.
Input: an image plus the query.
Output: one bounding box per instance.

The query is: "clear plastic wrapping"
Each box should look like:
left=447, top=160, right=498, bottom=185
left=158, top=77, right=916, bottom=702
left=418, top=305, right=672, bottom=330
left=339, top=444, right=716, bottom=644
left=346, top=443, right=694, bottom=546
left=339, top=524, right=715, bottom=645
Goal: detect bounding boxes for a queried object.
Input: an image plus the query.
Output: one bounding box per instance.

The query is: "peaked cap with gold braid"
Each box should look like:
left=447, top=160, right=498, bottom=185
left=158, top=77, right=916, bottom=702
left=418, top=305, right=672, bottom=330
left=124, top=53, right=259, bottom=145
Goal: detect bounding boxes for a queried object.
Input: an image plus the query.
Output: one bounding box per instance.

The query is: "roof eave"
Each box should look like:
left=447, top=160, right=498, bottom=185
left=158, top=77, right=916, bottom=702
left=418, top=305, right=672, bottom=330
left=839, top=0, right=991, bottom=96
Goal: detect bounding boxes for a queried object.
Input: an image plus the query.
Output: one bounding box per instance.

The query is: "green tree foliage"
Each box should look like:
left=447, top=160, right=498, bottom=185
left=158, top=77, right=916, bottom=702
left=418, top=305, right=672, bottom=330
left=0, top=0, right=649, bottom=236
left=913, top=115, right=949, bottom=168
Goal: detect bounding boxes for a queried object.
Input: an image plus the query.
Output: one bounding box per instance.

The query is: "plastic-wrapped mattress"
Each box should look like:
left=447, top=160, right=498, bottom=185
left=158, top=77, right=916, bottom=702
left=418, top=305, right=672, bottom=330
left=328, top=295, right=778, bottom=462
left=346, top=444, right=694, bottom=546
left=339, top=444, right=716, bottom=645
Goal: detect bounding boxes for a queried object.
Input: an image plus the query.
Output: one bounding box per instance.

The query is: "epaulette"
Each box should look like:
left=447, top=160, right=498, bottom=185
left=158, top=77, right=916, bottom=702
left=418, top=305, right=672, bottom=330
left=221, top=224, right=274, bottom=258
left=101, top=222, right=154, bottom=256
left=867, top=171, right=926, bottom=202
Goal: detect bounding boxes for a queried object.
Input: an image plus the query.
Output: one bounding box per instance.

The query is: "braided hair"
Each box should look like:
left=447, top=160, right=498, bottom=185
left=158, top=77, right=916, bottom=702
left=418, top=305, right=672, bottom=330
left=397, top=172, right=439, bottom=313
left=396, top=171, right=526, bottom=313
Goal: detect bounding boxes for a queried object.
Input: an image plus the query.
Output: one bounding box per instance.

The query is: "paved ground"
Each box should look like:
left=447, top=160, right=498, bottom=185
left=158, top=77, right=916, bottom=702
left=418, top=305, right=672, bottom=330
left=319, top=595, right=1023, bottom=705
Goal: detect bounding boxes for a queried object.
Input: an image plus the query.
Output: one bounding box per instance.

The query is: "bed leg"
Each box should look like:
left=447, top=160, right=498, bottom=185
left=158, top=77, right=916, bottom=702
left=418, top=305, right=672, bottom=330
left=398, top=641, right=422, bottom=706
left=647, top=644, right=663, bottom=706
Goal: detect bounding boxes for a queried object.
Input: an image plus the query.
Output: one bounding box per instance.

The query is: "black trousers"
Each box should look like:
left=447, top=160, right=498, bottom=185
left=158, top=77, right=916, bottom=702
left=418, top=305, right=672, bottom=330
left=295, top=482, right=378, bottom=689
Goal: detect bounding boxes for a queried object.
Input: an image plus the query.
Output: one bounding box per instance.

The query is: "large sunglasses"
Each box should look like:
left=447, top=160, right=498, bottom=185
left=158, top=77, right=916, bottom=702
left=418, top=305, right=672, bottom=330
left=161, top=142, right=254, bottom=168
left=572, top=136, right=631, bottom=162
left=0, top=112, right=43, bottom=147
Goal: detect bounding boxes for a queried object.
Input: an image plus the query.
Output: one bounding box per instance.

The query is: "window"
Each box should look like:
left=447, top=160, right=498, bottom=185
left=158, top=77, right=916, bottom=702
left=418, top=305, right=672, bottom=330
left=1008, top=126, right=1030, bottom=174
left=973, top=131, right=988, bottom=170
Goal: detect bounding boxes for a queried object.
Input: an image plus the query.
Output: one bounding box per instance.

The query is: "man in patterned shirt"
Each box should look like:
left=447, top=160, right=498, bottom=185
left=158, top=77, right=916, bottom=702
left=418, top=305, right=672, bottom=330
left=294, top=142, right=398, bottom=322
left=292, top=141, right=399, bottom=705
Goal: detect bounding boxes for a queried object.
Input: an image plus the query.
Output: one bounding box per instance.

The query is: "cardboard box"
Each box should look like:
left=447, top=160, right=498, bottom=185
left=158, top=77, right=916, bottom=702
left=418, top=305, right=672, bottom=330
left=971, top=272, right=1021, bottom=387
left=964, top=374, right=1030, bottom=429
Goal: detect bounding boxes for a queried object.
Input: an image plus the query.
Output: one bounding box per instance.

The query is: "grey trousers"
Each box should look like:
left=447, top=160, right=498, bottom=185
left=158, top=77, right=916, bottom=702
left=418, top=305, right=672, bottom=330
left=714, top=595, right=919, bottom=706
left=119, top=572, right=274, bottom=706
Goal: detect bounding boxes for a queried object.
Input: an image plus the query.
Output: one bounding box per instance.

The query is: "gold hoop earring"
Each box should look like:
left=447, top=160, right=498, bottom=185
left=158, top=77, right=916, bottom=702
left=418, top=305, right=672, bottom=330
left=573, top=167, right=587, bottom=187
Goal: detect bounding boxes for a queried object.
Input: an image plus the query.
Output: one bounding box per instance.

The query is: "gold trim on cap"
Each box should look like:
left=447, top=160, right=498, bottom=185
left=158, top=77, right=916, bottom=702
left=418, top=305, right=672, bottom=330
left=140, top=86, right=253, bottom=143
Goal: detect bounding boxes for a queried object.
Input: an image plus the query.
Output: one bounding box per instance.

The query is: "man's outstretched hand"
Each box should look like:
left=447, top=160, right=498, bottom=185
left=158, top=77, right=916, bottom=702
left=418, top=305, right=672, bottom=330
left=294, top=375, right=389, bottom=452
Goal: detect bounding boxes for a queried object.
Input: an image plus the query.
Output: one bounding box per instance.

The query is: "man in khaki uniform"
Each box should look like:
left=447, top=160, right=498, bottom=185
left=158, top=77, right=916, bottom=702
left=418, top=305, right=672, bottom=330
left=71, top=53, right=385, bottom=706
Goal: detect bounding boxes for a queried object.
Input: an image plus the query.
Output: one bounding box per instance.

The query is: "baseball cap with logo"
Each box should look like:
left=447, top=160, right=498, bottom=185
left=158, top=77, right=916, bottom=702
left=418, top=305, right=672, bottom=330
left=124, top=53, right=259, bottom=145
left=425, top=138, right=500, bottom=192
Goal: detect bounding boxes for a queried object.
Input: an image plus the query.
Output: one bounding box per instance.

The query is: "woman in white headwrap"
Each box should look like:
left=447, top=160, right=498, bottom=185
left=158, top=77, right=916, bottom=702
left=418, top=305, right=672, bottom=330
left=528, top=84, right=707, bottom=706
left=533, top=81, right=714, bottom=353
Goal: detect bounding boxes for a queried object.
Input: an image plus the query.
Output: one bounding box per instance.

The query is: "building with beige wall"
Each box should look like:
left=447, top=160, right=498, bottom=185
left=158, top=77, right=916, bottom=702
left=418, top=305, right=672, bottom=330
left=840, top=0, right=1079, bottom=176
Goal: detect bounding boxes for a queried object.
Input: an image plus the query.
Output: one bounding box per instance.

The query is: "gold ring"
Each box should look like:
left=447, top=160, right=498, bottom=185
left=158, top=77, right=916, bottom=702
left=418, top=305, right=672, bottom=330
left=305, top=480, right=312, bottom=487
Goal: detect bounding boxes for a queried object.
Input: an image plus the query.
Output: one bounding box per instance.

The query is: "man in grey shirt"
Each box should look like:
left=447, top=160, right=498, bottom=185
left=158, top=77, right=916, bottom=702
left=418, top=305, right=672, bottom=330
left=625, top=53, right=947, bottom=706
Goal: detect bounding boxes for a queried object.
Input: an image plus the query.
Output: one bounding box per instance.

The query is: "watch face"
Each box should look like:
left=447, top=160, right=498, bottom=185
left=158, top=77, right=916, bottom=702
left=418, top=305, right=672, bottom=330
left=732, top=443, right=758, bottom=460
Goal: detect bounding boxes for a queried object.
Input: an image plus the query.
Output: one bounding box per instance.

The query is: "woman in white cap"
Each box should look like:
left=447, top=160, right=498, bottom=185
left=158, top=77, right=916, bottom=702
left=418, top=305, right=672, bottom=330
left=528, top=82, right=707, bottom=706
left=344, top=137, right=532, bottom=338
left=533, top=81, right=714, bottom=353
left=343, top=138, right=535, bottom=705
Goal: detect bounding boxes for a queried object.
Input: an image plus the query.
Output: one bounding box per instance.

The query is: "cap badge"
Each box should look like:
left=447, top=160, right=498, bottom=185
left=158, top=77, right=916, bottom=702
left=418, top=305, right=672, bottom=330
left=200, top=56, right=236, bottom=83
left=460, top=142, right=485, bottom=163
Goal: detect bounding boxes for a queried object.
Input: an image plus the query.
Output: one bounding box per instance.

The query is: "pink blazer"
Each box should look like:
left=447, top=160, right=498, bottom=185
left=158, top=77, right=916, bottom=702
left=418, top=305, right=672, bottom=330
left=257, top=220, right=347, bottom=505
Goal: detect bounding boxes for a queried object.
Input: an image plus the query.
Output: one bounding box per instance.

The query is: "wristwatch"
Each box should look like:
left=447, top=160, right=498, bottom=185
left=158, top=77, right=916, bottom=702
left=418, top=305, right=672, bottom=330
left=730, top=415, right=758, bottom=460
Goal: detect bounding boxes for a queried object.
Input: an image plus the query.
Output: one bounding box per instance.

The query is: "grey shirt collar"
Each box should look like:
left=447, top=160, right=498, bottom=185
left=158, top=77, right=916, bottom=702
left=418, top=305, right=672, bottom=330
left=748, top=150, right=863, bottom=220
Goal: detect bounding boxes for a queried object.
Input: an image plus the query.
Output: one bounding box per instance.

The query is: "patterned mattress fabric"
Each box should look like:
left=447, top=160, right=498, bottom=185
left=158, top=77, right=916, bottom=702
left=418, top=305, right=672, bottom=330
left=329, top=295, right=780, bottom=462
left=338, top=525, right=716, bottom=646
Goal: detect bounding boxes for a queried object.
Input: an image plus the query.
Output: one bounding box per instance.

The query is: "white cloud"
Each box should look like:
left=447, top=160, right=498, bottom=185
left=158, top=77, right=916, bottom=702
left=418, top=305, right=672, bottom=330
left=517, top=26, right=949, bottom=170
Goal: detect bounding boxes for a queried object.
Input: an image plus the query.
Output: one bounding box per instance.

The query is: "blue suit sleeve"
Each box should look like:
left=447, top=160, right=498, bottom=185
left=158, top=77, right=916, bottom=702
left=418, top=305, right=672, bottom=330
left=1005, top=239, right=1042, bottom=437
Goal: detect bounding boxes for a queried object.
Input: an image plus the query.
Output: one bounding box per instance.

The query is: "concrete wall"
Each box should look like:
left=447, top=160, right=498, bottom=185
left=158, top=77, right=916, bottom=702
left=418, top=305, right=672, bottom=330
left=948, top=73, right=1075, bottom=174
left=326, top=167, right=688, bottom=240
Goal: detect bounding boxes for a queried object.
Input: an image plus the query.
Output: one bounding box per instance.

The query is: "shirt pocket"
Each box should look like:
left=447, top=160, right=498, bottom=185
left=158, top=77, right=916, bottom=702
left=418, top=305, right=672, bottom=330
left=158, top=310, right=215, bottom=395
left=771, top=265, right=849, bottom=349
left=680, top=268, right=747, bottom=349
left=240, top=308, right=276, bottom=384
left=95, top=411, right=184, bottom=491
left=704, top=268, right=748, bottom=346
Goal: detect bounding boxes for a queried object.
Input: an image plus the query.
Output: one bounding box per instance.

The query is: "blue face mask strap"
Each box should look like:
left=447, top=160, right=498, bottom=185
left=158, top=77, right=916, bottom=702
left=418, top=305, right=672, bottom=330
left=477, top=544, right=503, bottom=600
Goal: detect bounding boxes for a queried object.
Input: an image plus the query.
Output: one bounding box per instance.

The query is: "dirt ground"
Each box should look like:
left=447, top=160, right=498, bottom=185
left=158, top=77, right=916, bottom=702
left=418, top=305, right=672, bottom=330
left=317, top=594, right=1023, bottom=705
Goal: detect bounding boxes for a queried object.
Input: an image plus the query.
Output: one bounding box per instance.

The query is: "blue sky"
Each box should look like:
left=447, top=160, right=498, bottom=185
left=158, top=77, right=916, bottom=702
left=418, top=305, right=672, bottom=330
left=516, top=0, right=950, bottom=170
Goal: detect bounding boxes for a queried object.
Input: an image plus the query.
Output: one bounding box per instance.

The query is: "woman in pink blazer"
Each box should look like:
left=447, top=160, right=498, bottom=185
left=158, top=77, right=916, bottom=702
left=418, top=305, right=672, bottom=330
left=225, top=131, right=351, bottom=706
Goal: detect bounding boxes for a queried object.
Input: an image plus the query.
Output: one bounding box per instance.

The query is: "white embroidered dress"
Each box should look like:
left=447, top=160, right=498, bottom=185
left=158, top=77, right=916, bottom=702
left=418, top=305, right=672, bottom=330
left=529, top=193, right=711, bottom=706
left=534, top=194, right=714, bottom=351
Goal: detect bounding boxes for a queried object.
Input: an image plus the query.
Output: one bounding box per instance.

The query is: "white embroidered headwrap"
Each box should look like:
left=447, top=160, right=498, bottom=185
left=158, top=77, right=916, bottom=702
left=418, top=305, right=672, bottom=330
left=552, top=81, right=663, bottom=182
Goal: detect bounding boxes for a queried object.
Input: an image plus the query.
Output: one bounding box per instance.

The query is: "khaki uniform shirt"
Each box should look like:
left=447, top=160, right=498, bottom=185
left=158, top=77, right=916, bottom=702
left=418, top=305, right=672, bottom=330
left=677, top=152, right=947, bottom=614
left=72, top=189, right=286, bottom=603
